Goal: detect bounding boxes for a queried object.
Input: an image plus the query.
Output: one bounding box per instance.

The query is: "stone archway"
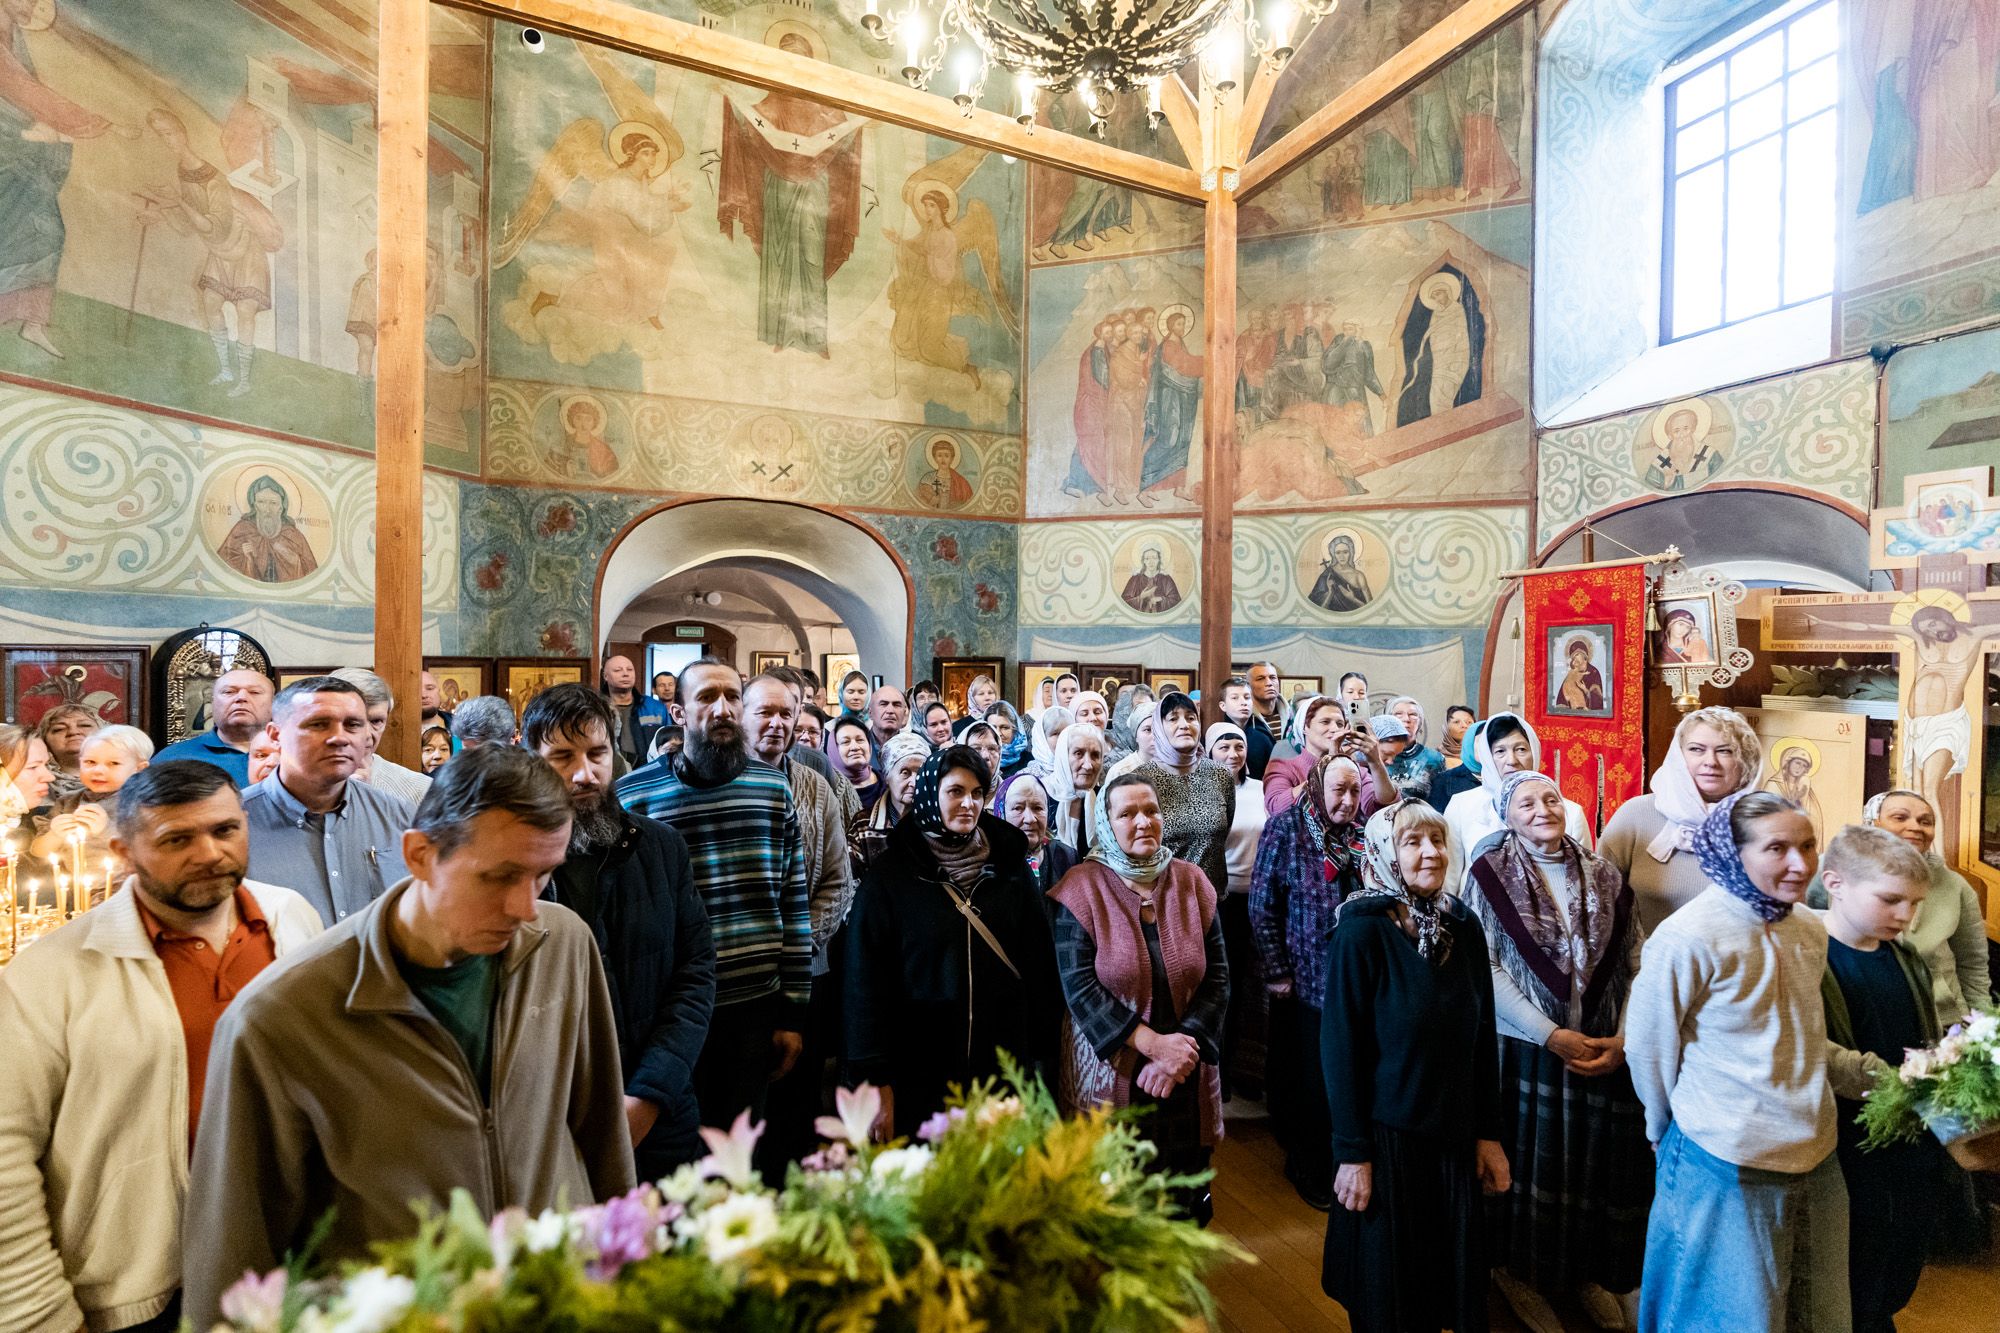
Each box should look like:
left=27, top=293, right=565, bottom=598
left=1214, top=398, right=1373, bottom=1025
left=593, top=498, right=915, bottom=684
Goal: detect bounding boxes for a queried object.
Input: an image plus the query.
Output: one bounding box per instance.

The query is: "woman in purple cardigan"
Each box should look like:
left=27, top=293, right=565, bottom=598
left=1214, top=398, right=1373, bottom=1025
left=1049, top=773, right=1231, bottom=1224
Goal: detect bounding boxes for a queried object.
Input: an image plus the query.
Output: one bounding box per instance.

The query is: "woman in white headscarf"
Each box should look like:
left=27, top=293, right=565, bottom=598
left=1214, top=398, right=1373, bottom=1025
left=1048, top=722, right=1108, bottom=857
left=1442, top=711, right=1593, bottom=883
left=1598, top=706, right=1761, bottom=933
left=1026, top=704, right=1072, bottom=783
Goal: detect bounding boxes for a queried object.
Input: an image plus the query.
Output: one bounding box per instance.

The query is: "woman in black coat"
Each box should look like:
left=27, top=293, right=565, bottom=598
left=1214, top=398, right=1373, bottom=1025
left=843, top=746, right=1063, bottom=1138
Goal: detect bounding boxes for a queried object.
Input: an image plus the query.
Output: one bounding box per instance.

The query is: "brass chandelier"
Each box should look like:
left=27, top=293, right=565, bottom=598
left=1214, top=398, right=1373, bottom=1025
left=860, top=0, right=1339, bottom=128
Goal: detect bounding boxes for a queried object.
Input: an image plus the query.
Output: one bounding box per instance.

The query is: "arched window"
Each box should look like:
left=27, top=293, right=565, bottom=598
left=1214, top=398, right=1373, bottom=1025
left=1662, top=0, right=1841, bottom=341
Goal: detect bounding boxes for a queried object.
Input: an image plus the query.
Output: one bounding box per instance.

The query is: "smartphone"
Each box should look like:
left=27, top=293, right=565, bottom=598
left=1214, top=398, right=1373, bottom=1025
left=1344, top=698, right=1366, bottom=723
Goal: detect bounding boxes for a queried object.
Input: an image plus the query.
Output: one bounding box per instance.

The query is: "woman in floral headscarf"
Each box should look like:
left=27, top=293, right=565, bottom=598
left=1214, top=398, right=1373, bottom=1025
left=1466, top=771, right=1649, bottom=1331
left=844, top=745, right=1061, bottom=1139
left=1320, top=799, right=1508, bottom=1332
left=1624, top=791, right=1876, bottom=1332
left=1249, top=753, right=1368, bottom=1209
left=1049, top=772, right=1230, bottom=1224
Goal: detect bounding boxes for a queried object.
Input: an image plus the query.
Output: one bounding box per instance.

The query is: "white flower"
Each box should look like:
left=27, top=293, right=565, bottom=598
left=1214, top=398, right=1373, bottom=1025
left=327, top=1268, right=416, bottom=1333
left=869, top=1145, right=933, bottom=1184
left=523, top=1207, right=577, bottom=1254
left=697, top=1111, right=765, bottom=1191
left=1964, top=1012, right=1999, bottom=1045
left=697, top=1192, right=778, bottom=1263
left=657, top=1162, right=706, bottom=1204
left=815, top=1083, right=882, bottom=1150
left=1900, top=1048, right=1936, bottom=1083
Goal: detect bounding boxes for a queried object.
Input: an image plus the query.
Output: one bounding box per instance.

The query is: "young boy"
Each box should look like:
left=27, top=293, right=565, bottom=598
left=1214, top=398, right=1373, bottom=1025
left=1818, top=823, right=1944, bottom=1333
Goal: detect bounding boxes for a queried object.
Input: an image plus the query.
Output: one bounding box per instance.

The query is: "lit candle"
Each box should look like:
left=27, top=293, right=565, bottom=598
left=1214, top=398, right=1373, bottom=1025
left=5, top=842, right=16, bottom=954
left=954, top=50, right=977, bottom=99
left=25, top=878, right=39, bottom=915
left=55, top=871, right=68, bottom=919
left=66, top=827, right=83, bottom=903
left=863, top=0, right=877, bottom=19
left=900, top=11, right=925, bottom=70
left=1015, top=71, right=1037, bottom=122
left=1265, top=0, right=1295, bottom=51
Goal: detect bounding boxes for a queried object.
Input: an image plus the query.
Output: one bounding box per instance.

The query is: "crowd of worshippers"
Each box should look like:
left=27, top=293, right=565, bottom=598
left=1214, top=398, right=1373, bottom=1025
left=0, top=655, right=1992, bottom=1333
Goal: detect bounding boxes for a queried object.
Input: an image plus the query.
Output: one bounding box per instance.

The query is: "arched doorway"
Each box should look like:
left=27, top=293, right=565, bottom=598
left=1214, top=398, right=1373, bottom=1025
left=593, top=499, right=915, bottom=684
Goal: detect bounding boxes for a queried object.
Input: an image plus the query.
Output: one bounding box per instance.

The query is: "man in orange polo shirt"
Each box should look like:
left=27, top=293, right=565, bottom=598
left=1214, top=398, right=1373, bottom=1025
left=0, top=761, right=322, bottom=1333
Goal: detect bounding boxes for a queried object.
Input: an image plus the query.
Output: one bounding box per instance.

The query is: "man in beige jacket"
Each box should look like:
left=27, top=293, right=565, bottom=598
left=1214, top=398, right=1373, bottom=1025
left=183, top=744, right=636, bottom=1327
left=0, top=760, right=323, bottom=1333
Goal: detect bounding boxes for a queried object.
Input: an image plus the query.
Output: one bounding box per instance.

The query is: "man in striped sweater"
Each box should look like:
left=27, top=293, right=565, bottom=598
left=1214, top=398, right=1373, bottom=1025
left=616, top=659, right=809, bottom=1137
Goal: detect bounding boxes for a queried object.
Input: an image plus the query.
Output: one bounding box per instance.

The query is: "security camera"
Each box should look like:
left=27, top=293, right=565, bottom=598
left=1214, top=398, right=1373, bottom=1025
left=520, top=27, right=546, bottom=52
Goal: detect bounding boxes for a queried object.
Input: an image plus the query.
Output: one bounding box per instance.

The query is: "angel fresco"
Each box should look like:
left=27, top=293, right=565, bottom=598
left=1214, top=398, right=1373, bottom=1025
left=496, top=43, right=688, bottom=366
left=884, top=144, right=1016, bottom=391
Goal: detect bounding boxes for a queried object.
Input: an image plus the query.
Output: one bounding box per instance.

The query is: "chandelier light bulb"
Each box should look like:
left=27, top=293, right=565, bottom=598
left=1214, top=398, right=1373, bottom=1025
left=1265, top=0, right=1296, bottom=60
left=1146, top=76, right=1164, bottom=130
left=953, top=49, right=978, bottom=106
left=1015, top=71, right=1038, bottom=125
left=861, top=0, right=882, bottom=37
left=899, top=10, right=927, bottom=82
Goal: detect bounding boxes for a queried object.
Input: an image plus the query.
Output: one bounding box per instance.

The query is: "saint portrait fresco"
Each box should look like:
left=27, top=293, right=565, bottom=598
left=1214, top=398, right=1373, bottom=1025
left=201, top=465, right=329, bottom=587
left=1298, top=527, right=1389, bottom=615
left=1633, top=399, right=1729, bottom=493
left=542, top=394, right=621, bottom=481
left=912, top=436, right=977, bottom=511
left=1110, top=531, right=1196, bottom=616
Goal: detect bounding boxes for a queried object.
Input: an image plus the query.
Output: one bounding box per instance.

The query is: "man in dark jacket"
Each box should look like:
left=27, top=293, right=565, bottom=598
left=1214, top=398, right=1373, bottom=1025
left=523, top=683, right=717, bottom=1179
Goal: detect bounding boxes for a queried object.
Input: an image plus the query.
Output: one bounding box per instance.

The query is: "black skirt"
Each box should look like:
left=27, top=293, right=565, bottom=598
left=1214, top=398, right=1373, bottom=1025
left=1485, top=1034, right=1652, bottom=1294
left=1321, top=1122, right=1487, bottom=1333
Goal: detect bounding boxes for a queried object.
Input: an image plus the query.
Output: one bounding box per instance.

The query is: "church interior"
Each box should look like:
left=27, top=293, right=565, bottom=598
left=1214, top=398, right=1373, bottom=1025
left=1, top=0, right=1998, bottom=1328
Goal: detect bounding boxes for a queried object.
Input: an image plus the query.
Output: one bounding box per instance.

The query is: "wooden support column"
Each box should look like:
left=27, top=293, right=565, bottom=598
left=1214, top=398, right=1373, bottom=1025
left=375, top=0, right=428, bottom=767
left=1198, top=186, right=1238, bottom=726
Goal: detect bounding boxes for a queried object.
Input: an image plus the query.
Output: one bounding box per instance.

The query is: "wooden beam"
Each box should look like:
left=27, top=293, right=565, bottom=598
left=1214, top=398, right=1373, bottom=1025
left=375, top=0, right=428, bottom=769
left=1236, top=56, right=1284, bottom=160
left=1198, top=186, right=1238, bottom=727
left=1158, top=71, right=1202, bottom=173
left=441, top=0, right=1206, bottom=201
left=1237, top=0, right=1532, bottom=199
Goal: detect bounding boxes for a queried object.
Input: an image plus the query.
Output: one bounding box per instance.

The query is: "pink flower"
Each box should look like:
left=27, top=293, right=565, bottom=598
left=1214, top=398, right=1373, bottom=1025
left=219, top=1269, right=286, bottom=1332
left=698, top=1110, right=765, bottom=1189
left=582, top=1188, right=662, bottom=1278
left=815, top=1083, right=882, bottom=1149
left=916, top=1106, right=967, bottom=1143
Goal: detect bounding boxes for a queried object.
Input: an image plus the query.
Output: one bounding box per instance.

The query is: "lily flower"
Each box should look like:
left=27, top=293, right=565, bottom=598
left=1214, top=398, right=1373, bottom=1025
left=698, top=1110, right=765, bottom=1189
left=815, top=1083, right=883, bottom=1149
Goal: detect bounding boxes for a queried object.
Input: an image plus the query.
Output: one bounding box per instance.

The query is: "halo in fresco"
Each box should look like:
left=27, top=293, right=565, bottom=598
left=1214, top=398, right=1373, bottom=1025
left=1294, top=523, right=1390, bottom=615
left=199, top=461, right=331, bottom=586
left=1110, top=529, right=1196, bottom=616
left=728, top=413, right=816, bottom=496
left=907, top=433, right=982, bottom=511
left=1629, top=397, right=1731, bottom=494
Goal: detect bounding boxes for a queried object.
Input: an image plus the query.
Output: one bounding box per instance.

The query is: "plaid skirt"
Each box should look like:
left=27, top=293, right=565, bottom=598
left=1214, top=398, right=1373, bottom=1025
left=1485, top=1034, right=1653, bottom=1294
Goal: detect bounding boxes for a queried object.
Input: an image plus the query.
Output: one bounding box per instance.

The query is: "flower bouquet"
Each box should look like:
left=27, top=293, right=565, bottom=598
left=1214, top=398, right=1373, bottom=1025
left=1857, top=1007, right=2000, bottom=1171
left=211, top=1059, right=1248, bottom=1333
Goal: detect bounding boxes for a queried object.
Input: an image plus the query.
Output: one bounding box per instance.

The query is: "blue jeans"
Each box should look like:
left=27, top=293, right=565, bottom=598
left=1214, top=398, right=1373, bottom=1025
left=1639, top=1122, right=1850, bottom=1333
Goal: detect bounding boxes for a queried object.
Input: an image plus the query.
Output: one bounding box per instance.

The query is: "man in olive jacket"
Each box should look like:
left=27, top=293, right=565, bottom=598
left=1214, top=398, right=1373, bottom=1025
left=523, top=683, right=717, bottom=1181
left=183, top=746, right=636, bottom=1326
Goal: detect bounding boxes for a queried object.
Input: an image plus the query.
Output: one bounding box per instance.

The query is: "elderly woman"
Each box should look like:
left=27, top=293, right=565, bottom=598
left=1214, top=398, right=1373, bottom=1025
left=1027, top=704, right=1072, bottom=782
left=998, top=771, right=1076, bottom=893
left=849, top=731, right=931, bottom=873
left=1383, top=696, right=1448, bottom=805
left=1466, top=772, right=1649, bottom=1330
left=1599, top=706, right=1762, bottom=933
left=1050, top=773, right=1230, bottom=1224
left=844, top=746, right=1061, bottom=1138
left=1322, top=800, right=1509, bottom=1331
left=962, top=720, right=1002, bottom=783
left=1118, top=692, right=1236, bottom=899
left=1049, top=722, right=1107, bottom=857
left=1626, top=792, right=1873, bottom=1331
left=1105, top=699, right=1157, bottom=777
left=1443, top=712, right=1592, bottom=873
left=1250, top=754, right=1368, bottom=1209
left=1263, top=695, right=1392, bottom=819
left=950, top=674, right=1001, bottom=737
left=919, top=701, right=955, bottom=748
left=826, top=715, right=883, bottom=809
left=1807, top=788, right=1990, bottom=1022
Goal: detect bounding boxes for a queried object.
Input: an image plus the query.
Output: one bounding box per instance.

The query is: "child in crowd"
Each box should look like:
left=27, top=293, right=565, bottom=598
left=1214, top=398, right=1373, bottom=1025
left=1817, top=824, right=1945, bottom=1333
left=34, top=724, right=153, bottom=892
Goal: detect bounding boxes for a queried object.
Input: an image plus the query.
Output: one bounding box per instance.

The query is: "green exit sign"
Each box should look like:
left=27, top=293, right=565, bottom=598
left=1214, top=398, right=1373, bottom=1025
left=674, top=625, right=705, bottom=639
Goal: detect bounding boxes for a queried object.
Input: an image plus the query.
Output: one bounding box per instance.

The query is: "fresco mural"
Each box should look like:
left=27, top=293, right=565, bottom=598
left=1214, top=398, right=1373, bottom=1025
left=1535, top=358, right=1877, bottom=551
left=1234, top=209, right=1530, bottom=505
left=1027, top=95, right=1204, bottom=264
left=1024, top=249, right=1205, bottom=516
left=485, top=380, right=1023, bottom=516
left=0, top=0, right=486, bottom=469
left=0, top=381, right=458, bottom=611
left=1882, top=324, right=2000, bottom=498
left=1245, top=17, right=1530, bottom=236
left=1841, top=0, right=2000, bottom=350
left=488, top=29, right=1024, bottom=435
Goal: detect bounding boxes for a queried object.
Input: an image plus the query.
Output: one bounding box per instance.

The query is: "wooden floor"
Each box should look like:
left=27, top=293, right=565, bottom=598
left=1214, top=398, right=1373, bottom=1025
left=1207, top=1103, right=1999, bottom=1332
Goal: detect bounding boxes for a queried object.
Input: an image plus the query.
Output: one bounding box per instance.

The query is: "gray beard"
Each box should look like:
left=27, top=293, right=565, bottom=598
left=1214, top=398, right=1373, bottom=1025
left=568, top=793, right=625, bottom=854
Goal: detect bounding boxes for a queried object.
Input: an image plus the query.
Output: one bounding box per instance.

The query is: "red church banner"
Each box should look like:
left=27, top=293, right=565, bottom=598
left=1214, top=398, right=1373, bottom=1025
left=1521, top=562, right=1648, bottom=835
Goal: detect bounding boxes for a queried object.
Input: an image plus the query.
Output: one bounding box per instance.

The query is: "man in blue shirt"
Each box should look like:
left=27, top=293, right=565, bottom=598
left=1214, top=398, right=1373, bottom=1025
left=153, top=669, right=274, bottom=786
left=242, top=676, right=412, bottom=925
